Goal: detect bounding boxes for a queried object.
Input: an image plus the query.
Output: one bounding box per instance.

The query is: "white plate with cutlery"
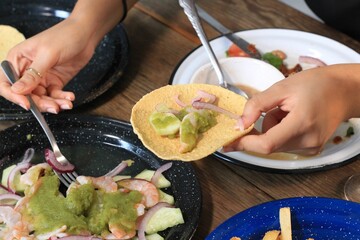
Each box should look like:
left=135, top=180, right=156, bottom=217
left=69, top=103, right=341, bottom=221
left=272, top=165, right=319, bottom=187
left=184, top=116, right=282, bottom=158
left=170, top=28, right=360, bottom=172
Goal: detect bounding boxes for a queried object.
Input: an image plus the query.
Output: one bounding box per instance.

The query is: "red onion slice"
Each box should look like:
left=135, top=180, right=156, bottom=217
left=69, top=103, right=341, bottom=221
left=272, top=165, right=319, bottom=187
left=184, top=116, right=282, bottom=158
left=20, top=148, right=35, bottom=164
left=174, top=94, right=187, bottom=107
left=137, top=202, right=172, bottom=240
left=45, top=149, right=75, bottom=173
left=299, top=56, right=326, bottom=67
left=194, top=90, right=217, bottom=103
left=7, top=162, right=31, bottom=193
left=57, top=236, right=102, bottom=240
left=192, top=101, right=240, bottom=120
left=0, top=193, right=22, bottom=202
left=0, top=183, right=10, bottom=193
left=105, top=160, right=132, bottom=177
left=151, top=162, right=173, bottom=185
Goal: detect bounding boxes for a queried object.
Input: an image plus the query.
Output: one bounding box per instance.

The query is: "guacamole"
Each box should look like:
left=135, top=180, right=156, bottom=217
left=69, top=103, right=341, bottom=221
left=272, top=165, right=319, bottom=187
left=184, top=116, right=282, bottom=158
left=21, top=173, right=143, bottom=237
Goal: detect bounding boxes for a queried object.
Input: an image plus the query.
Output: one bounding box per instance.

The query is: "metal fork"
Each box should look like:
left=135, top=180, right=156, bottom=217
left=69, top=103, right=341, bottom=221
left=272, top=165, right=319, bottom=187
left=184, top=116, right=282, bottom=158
left=1, top=60, right=78, bottom=187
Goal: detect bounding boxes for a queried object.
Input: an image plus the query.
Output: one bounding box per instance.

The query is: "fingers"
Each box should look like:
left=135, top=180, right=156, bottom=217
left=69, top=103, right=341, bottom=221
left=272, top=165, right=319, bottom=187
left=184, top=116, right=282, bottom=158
left=30, top=94, right=73, bottom=113
left=241, top=83, right=286, bottom=128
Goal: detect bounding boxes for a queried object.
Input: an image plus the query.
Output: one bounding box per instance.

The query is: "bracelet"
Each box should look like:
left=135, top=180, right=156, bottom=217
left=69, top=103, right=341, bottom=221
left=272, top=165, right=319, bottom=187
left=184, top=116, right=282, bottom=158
left=119, top=0, right=128, bottom=22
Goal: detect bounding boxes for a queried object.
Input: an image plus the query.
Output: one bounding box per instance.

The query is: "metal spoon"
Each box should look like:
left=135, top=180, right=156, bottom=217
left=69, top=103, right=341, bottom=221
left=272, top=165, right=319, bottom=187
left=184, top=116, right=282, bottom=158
left=179, top=0, right=249, bottom=99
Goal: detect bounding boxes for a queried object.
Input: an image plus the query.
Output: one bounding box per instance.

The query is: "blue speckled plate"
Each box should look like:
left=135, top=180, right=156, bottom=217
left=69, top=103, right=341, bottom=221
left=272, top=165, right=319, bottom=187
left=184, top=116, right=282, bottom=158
left=206, top=197, right=360, bottom=240
left=0, top=0, right=129, bottom=120
left=0, top=114, right=201, bottom=240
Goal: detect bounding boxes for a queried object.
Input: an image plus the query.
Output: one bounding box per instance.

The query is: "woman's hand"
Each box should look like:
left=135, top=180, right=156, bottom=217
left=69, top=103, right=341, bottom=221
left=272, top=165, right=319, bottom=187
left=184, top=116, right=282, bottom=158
left=223, top=64, right=360, bottom=155
left=0, top=0, right=131, bottom=113
left=0, top=17, right=96, bottom=113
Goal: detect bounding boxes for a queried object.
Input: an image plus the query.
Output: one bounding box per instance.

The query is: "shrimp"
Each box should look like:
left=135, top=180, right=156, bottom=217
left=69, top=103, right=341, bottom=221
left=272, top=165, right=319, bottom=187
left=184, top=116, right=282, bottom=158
left=76, top=176, right=118, bottom=192
left=106, top=223, right=136, bottom=239
left=118, top=179, right=159, bottom=207
left=0, top=206, right=33, bottom=240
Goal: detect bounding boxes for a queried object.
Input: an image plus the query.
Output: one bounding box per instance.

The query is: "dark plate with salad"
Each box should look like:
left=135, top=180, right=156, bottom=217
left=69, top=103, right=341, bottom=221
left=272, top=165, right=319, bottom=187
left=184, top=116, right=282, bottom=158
left=0, top=114, right=201, bottom=239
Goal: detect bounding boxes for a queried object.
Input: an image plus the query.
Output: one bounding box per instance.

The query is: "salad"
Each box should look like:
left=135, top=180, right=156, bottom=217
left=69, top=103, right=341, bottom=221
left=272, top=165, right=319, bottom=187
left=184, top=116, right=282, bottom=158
left=225, top=43, right=327, bottom=77
left=0, top=148, right=184, bottom=240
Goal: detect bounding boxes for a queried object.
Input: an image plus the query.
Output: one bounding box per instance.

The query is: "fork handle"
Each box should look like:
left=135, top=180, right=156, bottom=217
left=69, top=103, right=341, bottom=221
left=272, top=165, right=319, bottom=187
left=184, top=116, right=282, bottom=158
left=179, top=0, right=227, bottom=88
left=1, top=61, right=61, bottom=154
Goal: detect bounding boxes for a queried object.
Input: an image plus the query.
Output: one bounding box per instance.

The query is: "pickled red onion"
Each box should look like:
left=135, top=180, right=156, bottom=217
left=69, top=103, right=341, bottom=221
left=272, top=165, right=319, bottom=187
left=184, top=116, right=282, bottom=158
left=137, top=202, right=172, bottom=240
left=151, top=162, right=172, bottom=185
left=45, top=149, right=75, bottom=173
left=299, top=56, right=326, bottom=67
left=7, top=162, right=31, bottom=193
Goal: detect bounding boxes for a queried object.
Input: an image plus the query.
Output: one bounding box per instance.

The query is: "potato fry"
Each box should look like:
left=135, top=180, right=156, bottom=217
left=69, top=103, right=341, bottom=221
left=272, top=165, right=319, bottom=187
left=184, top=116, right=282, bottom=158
left=262, top=230, right=281, bottom=240
left=279, top=207, right=292, bottom=240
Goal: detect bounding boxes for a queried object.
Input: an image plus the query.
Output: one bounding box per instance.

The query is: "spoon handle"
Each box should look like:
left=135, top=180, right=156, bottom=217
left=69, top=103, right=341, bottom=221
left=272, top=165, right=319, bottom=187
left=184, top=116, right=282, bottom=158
left=179, top=0, right=227, bottom=88
left=1, top=60, right=61, bottom=153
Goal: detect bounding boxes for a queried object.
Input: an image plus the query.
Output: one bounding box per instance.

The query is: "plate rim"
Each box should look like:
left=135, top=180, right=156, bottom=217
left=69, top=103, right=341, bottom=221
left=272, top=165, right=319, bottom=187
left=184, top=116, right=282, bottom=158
left=169, top=27, right=360, bottom=173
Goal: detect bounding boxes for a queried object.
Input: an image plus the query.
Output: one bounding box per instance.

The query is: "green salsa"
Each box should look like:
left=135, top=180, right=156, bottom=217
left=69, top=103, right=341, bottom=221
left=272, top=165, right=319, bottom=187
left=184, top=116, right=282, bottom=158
left=21, top=173, right=143, bottom=237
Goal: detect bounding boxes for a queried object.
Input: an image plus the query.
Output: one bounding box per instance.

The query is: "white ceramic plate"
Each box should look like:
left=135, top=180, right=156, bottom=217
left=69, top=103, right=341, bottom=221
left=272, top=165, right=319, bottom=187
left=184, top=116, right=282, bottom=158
left=170, top=28, right=360, bottom=172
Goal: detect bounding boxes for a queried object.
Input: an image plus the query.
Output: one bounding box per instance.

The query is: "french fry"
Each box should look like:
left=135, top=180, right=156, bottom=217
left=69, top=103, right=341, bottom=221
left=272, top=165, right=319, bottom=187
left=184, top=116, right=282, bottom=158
left=262, top=230, right=281, bottom=240
left=279, top=207, right=292, bottom=240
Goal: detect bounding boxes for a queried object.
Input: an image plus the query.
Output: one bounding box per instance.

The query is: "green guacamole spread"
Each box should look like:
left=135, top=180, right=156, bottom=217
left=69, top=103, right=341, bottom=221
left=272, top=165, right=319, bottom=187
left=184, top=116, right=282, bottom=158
left=21, top=173, right=143, bottom=237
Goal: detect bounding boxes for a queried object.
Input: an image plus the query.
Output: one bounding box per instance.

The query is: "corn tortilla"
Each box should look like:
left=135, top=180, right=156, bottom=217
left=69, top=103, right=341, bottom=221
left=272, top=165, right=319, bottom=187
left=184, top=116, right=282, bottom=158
left=0, top=25, right=25, bottom=62
left=131, top=84, right=253, bottom=161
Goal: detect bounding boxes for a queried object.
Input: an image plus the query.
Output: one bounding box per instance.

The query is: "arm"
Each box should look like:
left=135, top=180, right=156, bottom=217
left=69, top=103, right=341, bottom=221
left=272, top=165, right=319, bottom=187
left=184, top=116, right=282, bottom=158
left=223, top=64, right=360, bottom=155
left=0, top=0, right=137, bottom=113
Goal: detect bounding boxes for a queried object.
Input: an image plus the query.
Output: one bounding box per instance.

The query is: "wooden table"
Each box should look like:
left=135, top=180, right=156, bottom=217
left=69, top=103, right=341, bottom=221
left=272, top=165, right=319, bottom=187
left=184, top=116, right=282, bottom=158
left=7, top=0, right=360, bottom=239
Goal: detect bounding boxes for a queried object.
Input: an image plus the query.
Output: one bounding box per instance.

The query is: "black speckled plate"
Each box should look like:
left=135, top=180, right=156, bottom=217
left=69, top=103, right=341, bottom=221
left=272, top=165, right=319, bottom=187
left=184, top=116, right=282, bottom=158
left=0, top=0, right=129, bottom=120
left=0, top=114, right=201, bottom=240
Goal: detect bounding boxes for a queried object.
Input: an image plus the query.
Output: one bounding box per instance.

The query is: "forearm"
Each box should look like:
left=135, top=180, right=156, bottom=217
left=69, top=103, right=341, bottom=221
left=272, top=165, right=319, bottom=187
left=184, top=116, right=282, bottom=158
left=68, top=0, right=136, bottom=49
left=327, top=64, right=360, bottom=120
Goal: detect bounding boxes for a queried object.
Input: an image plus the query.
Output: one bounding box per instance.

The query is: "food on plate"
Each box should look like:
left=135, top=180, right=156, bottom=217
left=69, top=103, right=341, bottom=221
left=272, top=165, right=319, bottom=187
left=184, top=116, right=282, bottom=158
left=0, top=148, right=183, bottom=240
left=131, top=84, right=253, bottom=161
left=226, top=43, right=326, bottom=77
left=0, top=25, right=25, bottom=62
left=231, top=207, right=316, bottom=240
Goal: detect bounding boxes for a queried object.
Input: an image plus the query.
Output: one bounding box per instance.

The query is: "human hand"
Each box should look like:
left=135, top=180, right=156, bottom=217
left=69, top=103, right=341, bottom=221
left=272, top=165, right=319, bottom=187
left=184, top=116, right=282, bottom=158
left=223, top=64, right=360, bottom=155
left=0, top=18, right=96, bottom=113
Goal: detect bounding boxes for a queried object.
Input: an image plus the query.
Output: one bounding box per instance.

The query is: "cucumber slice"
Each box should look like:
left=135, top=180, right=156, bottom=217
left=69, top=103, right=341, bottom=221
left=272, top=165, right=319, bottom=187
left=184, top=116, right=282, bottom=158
left=1, top=164, right=26, bottom=192
left=149, top=112, right=181, bottom=136
left=132, top=233, right=164, bottom=240
left=159, top=190, right=174, bottom=205
left=146, top=207, right=184, bottom=235
left=135, top=170, right=171, bottom=188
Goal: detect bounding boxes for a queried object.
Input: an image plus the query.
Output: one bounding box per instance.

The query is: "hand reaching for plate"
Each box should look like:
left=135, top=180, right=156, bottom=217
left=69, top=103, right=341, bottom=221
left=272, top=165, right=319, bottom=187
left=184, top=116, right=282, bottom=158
left=223, top=64, right=360, bottom=155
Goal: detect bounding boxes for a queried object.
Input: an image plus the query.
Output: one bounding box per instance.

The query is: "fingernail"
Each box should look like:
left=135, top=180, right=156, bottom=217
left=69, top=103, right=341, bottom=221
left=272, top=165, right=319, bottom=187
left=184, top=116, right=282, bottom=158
left=46, top=108, right=58, bottom=114
left=19, top=103, right=28, bottom=110
left=60, top=104, right=71, bottom=110
left=12, top=82, right=25, bottom=92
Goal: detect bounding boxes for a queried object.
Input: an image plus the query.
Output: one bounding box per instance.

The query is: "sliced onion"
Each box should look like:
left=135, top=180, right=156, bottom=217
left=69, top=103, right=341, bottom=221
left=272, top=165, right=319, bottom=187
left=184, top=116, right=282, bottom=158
left=45, top=149, right=75, bottom=173
left=174, top=94, right=187, bottom=107
left=137, top=202, right=172, bottom=240
left=194, top=90, right=217, bottom=103
left=0, top=183, right=10, bottom=193
left=20, top=148, right=35, bottom=164
left=105, top=160, right=132, bottom=177
left=0, top=193, right=21, bottom=202
left=57, top=236, right=102, bottom=240
left=7, top=162, right=31, bottom=193
left=192, top=101, right=240, bottom=120
left=151, top=162, right=173, bottom=185
left=299, top=56, right=326, bottom=67
left=155, top=103, right=179, bottom=115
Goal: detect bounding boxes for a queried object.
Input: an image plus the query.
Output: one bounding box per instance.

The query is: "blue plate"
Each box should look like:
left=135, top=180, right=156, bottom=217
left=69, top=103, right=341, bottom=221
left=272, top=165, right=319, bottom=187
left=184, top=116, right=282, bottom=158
left=206, top=197, right=360, bottom=240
